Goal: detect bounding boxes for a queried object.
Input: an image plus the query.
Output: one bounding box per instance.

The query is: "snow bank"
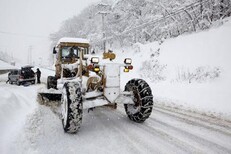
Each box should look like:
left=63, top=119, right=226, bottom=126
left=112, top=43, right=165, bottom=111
left=0, top=83, right=38, bottom=153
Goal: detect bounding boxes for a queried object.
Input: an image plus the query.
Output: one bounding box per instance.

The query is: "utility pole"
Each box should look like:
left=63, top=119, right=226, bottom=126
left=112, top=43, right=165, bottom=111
left=98, top=12, right=109, bottom=52
left=97, top=3, right=110, bottom=52
left=39, top=57, right=42, bottom=66
left=28, top=45, right=32, bottom=65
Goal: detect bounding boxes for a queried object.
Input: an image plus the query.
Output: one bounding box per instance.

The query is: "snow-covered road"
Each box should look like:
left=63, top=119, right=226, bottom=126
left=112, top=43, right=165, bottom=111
left=1, top=82, right=231, bottom=154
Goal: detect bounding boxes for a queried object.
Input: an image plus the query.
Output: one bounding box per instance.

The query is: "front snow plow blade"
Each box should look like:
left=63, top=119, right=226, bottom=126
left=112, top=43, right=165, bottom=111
left=37, top=93, right=61, bottom=106
left=37, top=88, right=62, bottom=106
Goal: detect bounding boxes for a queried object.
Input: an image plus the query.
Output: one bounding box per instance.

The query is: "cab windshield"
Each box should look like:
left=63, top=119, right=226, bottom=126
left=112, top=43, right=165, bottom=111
left=61, top=46, right=89, bottom=59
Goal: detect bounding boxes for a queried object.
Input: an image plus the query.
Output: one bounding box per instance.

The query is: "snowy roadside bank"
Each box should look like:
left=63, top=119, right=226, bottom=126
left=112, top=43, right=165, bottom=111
left=0, top=82, right=40, bottom=153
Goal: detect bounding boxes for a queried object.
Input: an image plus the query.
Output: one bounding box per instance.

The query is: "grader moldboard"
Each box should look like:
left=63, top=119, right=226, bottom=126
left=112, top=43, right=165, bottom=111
left=37, top=37, right=153, bottom=134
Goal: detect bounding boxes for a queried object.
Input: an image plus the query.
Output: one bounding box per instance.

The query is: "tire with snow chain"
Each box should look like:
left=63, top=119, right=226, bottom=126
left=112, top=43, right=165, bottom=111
left=124, top=79, right=153, bottom=123
left=61, top=81, right=83, bottom=133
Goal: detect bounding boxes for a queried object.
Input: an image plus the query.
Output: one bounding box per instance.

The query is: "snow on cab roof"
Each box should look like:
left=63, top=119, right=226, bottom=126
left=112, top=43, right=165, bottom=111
left=58, top=37, right=90, bottom=44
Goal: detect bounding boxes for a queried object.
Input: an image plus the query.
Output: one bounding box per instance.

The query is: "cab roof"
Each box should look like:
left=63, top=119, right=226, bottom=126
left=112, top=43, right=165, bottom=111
left=57, top=37, right=90, bottom=45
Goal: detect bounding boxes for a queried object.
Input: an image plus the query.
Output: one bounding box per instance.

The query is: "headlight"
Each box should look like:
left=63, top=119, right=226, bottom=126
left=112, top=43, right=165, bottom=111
left=94, top=66, right=100, bottom=72
left=124, top=58, right=132, bottom=64
left=124, top=68, right=129, bottom=72
left=91, top=57, right=99, bottom=64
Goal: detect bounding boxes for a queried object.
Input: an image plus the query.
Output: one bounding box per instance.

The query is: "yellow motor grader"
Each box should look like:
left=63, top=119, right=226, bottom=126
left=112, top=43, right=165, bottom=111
left=37, top=37, right=153, bottom=134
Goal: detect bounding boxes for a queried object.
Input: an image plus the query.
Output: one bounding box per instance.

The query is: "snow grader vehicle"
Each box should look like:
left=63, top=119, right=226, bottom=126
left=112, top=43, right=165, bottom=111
left=37, top=37, right=153, bottom=134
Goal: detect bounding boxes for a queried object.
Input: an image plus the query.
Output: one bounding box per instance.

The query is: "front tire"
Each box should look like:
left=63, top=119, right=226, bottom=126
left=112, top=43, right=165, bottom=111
left=124, top=79, right=153, bottom=123
left=61, top=81, right=83, bottom=133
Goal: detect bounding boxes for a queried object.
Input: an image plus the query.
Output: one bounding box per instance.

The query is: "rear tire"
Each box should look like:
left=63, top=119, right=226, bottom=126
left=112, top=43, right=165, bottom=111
left=16, top=80, right=21, bottom=86
left=47, top=76, right=52, bottom=89
left=47, top=76, right=57, bottom=89
left=124, top=79, right=153, bottom=123
left=61, top=81, right=83, bottom=133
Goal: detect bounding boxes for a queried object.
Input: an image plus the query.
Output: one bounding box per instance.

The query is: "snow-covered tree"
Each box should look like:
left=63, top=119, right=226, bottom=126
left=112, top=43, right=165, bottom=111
left=50, top=0, right=231, bottom=50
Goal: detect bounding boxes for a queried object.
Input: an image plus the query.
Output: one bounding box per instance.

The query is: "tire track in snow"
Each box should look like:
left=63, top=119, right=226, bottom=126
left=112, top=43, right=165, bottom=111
left=114, top=106, right=203, bottom=154
left=116, top=104, right=231, bottom=153
left=86, top=109, right=142, bottom=154
left=50, top=106, right=164, bottom=153
left=153, top=106, right=231, bottom=136
left=154, top=104, right=231, bottom=130
left=151, top=108, right=231, bottom=152
left=151, top=104, right=231, bottom=153
left=148, top=117, right=231, bottom=154
left=96, top=108, right=162, bottom=154
left=137, top=123, right=203, bottom=153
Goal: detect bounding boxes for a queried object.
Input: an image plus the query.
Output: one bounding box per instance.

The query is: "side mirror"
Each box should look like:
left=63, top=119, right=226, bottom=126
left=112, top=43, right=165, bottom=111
left=53, top=47, right=57, bottom=54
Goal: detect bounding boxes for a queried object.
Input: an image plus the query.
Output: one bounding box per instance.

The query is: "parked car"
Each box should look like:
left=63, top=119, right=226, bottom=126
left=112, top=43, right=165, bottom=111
left=8, top=66, right=35, bottom=85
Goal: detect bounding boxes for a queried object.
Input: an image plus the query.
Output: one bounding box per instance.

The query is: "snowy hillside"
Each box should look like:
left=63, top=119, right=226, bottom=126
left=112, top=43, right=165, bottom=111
left=51, top=0, right=231, bottom=51
left=115, top=17, right=231, bottom=120
left=0, top=60, right=17, bottom=70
